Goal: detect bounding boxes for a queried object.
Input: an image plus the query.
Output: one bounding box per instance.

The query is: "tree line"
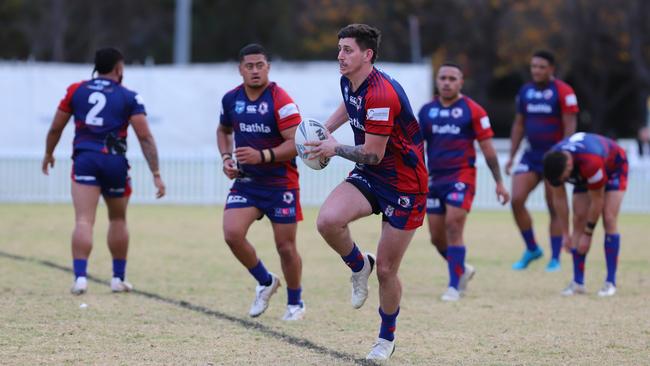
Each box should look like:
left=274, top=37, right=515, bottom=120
left=2, top=0, right=648, bottom=137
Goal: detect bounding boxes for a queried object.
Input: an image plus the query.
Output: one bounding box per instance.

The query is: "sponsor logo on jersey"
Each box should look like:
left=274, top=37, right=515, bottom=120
left=439, top=109, right=450, bottom=118
left=454, top=182, right=466, bottom=191
left=283, top=191, right=295, bottom=204
left=432, top=124, right=461, bottom=135
left=587, top=169, right=604, bottom=184
left=344, top=86, right=349, bottom=101
left=526, top=103, right=553, bottom=113
left=274, top=207, right=296, bottom=217
left=384, top=205, right=395, bottom=217
left=543, top=89, right=554, bottom=100
left=565, top=94, right=578, bottom=106
left=135, top=94, right=145, bottom=105
left=398, top=196, right=411, bottom=208
left=239, top=122, right=271, bottom=133
left=349, top=95, right=363, bottom=111
left=367, top=107, right=390, bottom=121
left=428, top=107, right=439, bottom=119
left=447, top=191, right=465, bottom=203
left=427, top=198, right=441, bottom=209
left=74, top=175, right=96, bottom=182
left=246, top=105, right=257, bottom=114
left=278, top=103, right=299, bottom=119
left=350, top=118, right=365, bottom=131
left=451, top=107, right=463, bottom=119
left=258, top=101, right=269, bottom=115
left=227, top=195, right=247, bottom=204
left=480, top=116, right=491, bottom=129
left=235, top=100, right=245, bottom=114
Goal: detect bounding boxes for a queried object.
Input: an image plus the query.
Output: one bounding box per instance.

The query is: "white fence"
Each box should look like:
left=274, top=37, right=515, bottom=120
left=2, top=151, right=649, bottom=212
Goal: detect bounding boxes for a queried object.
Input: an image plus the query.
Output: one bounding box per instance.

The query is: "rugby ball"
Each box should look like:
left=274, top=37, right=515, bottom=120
left=294, top=118, right=330, bottom=170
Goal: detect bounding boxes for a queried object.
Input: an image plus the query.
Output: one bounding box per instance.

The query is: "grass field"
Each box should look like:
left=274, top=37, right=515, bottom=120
left=1, top=204, right=649, bottom=365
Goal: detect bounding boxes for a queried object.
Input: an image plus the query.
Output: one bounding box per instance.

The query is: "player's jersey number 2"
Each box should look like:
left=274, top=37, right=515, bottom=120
left=86, top=91, right=106, bottom=126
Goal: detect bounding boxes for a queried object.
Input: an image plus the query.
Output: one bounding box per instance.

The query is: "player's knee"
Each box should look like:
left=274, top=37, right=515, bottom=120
left=276, top=241, right=298, bottom=259
left=511, top=195, right=527, bottom=210
left=223, top=227, right=246, bottom=247
left=602, top=212, right=618, bottom=232
left=375, top=258, right=397, bottom=282
left=316, top=211, right=341, bottom=236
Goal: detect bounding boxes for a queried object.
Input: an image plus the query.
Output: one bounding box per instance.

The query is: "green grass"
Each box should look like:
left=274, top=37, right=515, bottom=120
left=1, top=204, right=649, bottom=365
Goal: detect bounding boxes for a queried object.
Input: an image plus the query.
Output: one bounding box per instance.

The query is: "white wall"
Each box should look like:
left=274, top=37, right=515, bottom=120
left=0, top=61, right=432, bottom=156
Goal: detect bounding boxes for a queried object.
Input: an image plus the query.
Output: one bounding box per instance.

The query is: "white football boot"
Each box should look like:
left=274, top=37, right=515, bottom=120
left=282, top=301, right=306, bottom=321
left=458, top=263, right=476, bottom=293
left=110, top=277, right=133, bottom=293
left=597, top=281, right=617, bottom=297
left=70, top=276, right=88, bottom=295
left=350, top=253, right=375, bottom=309
left=249, top=273, right=280, bottom=317
left=441, top=286, right=461, bottom=302
left=366, top=338, right=396, bottom=361
left=561, top=281, right=586, bottom=296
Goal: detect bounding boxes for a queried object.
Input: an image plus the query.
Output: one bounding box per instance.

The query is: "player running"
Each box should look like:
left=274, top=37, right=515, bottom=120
left=306, top=24, right=428, bottom=361
left=418, top=63, right=510, bottom=302
left=217, top=44, right=305, bottom=321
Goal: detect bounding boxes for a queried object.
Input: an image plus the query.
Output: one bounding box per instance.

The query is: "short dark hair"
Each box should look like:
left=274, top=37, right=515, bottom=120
left=532, top=50, right=555, bottom=66
left=543, top=150, right=568, bottom=186
left=337, top=24, right=381, bottom=63
left=94, top=47, right=124, bottom=74
left=239, top=43, right=269, bottom=62
left=440, top=62, right=463, bottom=73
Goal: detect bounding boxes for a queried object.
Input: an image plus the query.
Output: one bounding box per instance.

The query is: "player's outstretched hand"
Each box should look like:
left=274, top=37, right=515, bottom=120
left=304, top=131, right=337, bottom=160
left=154, top=175, right=166, bottom=199
left=495, top=182, right=510, bottom=205
left=234, top=147, right=263, bottom=164
left=222, top=158, right=239, bottom=179
left=42, top=154, right=55, bottom=175
left=504, top=159, right=513, bottom=176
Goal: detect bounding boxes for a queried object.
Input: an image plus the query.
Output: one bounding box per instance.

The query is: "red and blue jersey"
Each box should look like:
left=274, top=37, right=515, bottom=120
left=418, top=95, right=494, bottom=184
left=517, top=79, right=579, bottom=152
left=551, top=133, right=627, bottom=190
left=58, top=78, right=145, bottom=155
left=220, top=82, right=301, bottom=190
left=341, top=67, right=428, bottom=194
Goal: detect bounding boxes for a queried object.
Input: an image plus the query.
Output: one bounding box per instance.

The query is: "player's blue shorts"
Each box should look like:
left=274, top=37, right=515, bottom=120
left=514, top=149, right=545, bottom=175
left=345, top=169, right=426, bottom=230
left=72, top=150, right=131, bottom=198
left=225, top=182, right=303, bottom=224
left=426, top=178, right=476, bottom=214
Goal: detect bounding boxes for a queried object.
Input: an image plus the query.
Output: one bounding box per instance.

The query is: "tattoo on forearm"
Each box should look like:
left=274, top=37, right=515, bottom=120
left=486, top=156, right=503, bottom=183
left=335, top=145, right=380, bottom=165
left=140, top=138, right=160, bottom=172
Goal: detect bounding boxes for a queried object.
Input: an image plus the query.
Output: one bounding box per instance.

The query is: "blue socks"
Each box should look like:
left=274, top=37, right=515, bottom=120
left=378, top=307, right=399, bottom=341
left=112, top=259, right=126, bottom=280
left=571, top=248, right=586, bottom=285
left=521, top=229, right=538, bottom=251
left=447, top=246, right=466, bottom=289
left=73, top=259, right=87, bottom=279
left=248, top=260, right=272, bottom=286
left=604, top=233, right=620, bottom=285
left=287, top=287, right=302, bottom=306
left=342, top=243, right=365, bottom=272
left=550, top=236, right=562, bottom=260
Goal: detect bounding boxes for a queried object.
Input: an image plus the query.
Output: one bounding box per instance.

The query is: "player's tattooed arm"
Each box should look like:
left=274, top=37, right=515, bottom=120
left=130, top=114, right=161, bottom=174
left=479, top=139, right=503, bottom=182
left=334, top=145, right=381, bottom=165
left=139, top=137, right=160, bottom=173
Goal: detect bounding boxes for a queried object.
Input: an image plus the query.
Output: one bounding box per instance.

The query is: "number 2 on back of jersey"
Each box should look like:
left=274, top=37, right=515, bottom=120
left=86, top=92, right=106, bottom=126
